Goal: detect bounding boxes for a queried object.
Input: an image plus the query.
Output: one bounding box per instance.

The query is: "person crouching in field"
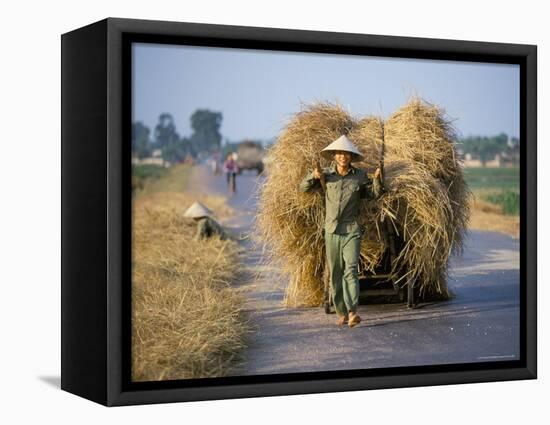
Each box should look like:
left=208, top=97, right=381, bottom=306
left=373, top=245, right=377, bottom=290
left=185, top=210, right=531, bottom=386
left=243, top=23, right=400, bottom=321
left=299, top=135, right=384, bottom=328
left=183, top=201, right=228, bottom=241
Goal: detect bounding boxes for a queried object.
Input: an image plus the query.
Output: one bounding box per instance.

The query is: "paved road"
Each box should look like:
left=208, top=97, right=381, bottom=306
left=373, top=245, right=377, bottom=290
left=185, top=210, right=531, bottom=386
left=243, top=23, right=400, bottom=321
left=189, top=166, right=520, bottom=375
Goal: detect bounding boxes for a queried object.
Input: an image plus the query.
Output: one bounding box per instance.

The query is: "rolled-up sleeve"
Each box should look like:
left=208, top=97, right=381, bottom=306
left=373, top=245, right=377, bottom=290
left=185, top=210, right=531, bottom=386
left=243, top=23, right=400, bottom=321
left=360, top=174, right=385, bottom=200
left=299, top=170, right=321, bottom=192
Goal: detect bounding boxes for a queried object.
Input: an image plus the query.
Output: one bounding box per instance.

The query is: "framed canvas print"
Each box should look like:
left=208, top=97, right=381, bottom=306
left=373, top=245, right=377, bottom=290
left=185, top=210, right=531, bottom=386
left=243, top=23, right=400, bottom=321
left=61, top=17, right=537, bottom=406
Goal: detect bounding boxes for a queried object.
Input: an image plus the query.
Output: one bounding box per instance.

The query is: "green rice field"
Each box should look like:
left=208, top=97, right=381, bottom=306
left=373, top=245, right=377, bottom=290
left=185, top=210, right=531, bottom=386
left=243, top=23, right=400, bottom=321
left=463, top=166, right=520, bottom=215
left=463, top=166, right=519, bottom=192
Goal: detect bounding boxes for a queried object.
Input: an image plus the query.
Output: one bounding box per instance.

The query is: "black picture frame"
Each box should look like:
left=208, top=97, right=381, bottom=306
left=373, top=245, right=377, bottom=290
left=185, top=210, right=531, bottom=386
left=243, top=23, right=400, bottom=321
left=61, top=17, right=537, bottom=406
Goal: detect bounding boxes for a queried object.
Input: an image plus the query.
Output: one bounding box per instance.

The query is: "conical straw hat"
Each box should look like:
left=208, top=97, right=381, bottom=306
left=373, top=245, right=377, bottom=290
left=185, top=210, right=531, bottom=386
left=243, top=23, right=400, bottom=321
left=183, top=201, right=212, bottom=218
left=320, top=134, right=364, bottom=162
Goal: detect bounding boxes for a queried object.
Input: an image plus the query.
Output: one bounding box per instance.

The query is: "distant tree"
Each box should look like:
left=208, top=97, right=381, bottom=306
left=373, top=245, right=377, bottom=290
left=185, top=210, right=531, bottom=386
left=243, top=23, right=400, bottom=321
left=494, top=132, right=508, bottom=147
left=478, top=139, right=501, bottom=166
left=154, top=113, right=180, bottom=148
left=459, top=133, right=512, bottom=166
left=189, top=109, right=223, bottom=155
left=132, top=121, right=152, bottom=159
left=153, top=113, right=193, bottom=163
left=163, top=137, right=191, bottom=163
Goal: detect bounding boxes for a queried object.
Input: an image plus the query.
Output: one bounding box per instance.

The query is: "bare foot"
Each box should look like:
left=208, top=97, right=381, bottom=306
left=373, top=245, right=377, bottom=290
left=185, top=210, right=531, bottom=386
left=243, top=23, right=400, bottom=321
left=348, top=312, right=361, bottom=328
left=337, top=315, right=348, bottom=326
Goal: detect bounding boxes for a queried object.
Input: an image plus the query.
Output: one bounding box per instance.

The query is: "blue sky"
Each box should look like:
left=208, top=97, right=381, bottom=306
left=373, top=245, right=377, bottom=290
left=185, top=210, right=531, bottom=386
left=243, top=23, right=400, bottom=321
left=132, top=43, right=520, bottom=143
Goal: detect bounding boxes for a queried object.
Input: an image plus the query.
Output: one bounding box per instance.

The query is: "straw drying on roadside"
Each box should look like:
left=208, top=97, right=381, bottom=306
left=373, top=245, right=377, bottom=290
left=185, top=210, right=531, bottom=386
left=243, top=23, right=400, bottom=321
left=131, top=165, right=251, bottom=381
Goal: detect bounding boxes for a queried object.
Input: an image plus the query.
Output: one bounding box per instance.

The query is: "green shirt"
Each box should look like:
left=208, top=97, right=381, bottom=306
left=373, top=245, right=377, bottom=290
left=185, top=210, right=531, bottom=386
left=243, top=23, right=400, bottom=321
left=195, top=217, right=228, bottom=240
left=299, top=164, right=384, bottom=234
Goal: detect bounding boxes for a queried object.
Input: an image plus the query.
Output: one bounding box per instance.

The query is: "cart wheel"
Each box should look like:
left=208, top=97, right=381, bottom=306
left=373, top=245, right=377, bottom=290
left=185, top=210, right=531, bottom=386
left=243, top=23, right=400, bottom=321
left=398, top=286, right=405, bottom=302
left=407, top=277, right=418, bottom=309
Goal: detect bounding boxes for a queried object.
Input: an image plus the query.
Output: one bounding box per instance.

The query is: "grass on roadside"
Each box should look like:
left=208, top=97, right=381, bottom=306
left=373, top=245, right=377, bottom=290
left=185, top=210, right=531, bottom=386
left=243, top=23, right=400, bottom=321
left=132, top=164, right=168, bottom=193
left=133, top=163, right=191, bottom=196
left=462, top=166, right=519, bottom=238
left=482, top=190, right=519, bottom=215
left=468, top=196, right=519, bottom=238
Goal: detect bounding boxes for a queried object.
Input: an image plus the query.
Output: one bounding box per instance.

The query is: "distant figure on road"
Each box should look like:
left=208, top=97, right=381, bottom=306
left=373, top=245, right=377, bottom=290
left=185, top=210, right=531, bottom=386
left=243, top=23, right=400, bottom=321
left=299, top=135, right=384, bottom=328
left=211, top=151, right=221, bottom=175
left=183, top=201, right=228, bottom=241
left=223, top=152, right=239, bottom=194
left=209, top=157, right=220, bottom=175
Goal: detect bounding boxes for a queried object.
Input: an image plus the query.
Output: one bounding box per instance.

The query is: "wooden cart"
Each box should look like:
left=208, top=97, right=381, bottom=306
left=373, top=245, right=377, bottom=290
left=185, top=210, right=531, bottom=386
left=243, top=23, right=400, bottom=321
left=323, top=219, right=419, bottom=314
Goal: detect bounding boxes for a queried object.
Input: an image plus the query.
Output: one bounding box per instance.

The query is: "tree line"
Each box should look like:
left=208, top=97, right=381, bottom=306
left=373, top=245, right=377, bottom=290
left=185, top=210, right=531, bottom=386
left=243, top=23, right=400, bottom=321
left=458, top=133, right=519, bottom=165
left=133, top=111, right=518, bottom=167
left=132, top=109, right=223, bottom=163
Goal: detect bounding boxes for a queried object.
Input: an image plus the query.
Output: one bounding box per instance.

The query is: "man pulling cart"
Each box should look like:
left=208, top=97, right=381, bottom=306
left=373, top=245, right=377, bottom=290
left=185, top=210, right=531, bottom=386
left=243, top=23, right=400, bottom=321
left=299, top=135, right=384, bottom=327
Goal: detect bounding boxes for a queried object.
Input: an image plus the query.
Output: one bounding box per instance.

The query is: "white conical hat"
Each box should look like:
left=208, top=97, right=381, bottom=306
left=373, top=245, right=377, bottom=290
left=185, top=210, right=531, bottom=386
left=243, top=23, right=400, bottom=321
left=321, top=135, right=364, bottom=162
left=183, top=201, right=212, bottom=218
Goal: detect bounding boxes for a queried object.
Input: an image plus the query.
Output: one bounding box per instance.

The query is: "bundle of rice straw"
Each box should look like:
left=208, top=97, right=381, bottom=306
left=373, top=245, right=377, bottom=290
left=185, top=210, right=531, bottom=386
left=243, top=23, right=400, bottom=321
left=256, top=97, right=471, bottom=307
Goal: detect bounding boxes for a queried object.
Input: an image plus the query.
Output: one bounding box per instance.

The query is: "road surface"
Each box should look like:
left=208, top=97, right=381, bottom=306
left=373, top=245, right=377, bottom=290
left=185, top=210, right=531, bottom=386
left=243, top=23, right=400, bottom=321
left=188, top=166, right=520, bottom=375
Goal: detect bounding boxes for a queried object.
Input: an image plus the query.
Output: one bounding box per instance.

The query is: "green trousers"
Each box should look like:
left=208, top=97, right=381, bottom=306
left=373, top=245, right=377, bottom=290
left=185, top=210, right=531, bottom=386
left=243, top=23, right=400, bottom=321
left=325, top=228, right=362, bottom=317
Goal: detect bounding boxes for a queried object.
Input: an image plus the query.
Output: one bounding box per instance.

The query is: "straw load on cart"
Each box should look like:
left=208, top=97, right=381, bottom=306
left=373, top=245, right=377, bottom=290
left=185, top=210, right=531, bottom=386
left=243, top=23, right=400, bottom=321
left=256, top=98, right=471, bottom=307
